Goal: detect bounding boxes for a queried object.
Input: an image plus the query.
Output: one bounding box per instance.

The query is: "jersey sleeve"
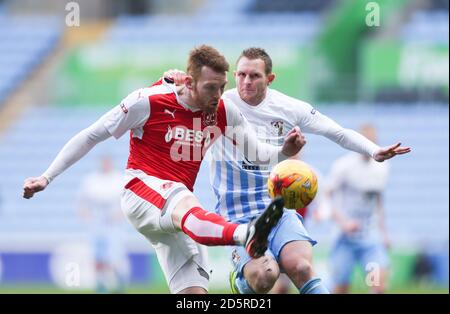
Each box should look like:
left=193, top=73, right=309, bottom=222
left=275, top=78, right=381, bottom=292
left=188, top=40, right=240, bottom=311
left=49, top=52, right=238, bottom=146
left=103, top=88, right=150, bottom=139
left=41, top=117, right=112, bottom=183
left=223, top=98, right=286, bottom=165
left=295, top=102, right=380, bottom=158
left=40, top=89, right=150, bottom=183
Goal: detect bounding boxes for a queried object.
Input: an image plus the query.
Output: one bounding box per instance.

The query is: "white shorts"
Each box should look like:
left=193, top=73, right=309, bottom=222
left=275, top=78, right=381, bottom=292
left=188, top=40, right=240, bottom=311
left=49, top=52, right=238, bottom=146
left=121, top=170, right=210, bottom=293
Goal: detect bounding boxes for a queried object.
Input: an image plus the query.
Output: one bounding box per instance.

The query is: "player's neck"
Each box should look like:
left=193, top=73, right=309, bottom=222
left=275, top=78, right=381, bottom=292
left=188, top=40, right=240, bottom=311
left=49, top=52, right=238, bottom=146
left=177, top=86, right=200, bottom=111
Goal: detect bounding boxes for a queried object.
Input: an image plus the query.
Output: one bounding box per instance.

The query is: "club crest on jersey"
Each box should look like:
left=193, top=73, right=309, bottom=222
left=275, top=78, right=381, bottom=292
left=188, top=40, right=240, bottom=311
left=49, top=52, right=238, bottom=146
left=270, top=120, right=284, bottom=136
left=202, top=112, right=217, bottom=127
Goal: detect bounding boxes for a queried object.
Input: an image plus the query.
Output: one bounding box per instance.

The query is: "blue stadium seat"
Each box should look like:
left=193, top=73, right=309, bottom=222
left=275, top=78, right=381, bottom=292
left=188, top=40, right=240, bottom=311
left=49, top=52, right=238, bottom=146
left=102, top=4, right=322, bottom=45
left=0, top=17, right=62, bottom=105
left=402, top=11, right=449, bottom=44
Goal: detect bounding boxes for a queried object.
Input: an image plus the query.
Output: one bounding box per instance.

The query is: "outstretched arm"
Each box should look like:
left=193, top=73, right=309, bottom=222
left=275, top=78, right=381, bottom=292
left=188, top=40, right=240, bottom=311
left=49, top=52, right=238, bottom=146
left=23, top=118, right=112, bottom=199
left=23, top=88, right=150, bottom=199
left=299, top=108, right=411, bottom=162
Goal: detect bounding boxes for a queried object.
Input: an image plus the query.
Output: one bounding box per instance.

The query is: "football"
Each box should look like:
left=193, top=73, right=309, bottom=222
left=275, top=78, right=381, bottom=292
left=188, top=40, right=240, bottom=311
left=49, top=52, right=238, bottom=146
left=267, top=159, right=318, bottom=209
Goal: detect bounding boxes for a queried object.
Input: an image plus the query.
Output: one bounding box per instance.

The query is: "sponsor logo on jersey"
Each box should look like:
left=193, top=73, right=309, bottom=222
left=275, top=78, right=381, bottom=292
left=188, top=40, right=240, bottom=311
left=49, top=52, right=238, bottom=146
left=164, top=125, right=211, bottom=146
left=270, top=120, right=284, bottom=136
left=241, top=156, right=269, bottom=171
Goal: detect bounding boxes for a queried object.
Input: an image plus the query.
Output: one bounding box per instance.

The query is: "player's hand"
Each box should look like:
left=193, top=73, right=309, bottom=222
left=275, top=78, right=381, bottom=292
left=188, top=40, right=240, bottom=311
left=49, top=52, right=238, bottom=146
left=163, top=69, right=187, bottom=85
left=23, top=176, right=49, bottom=199
left=373, top=143, right=411, bottom=162
left=343, top=220, right=360, bottom=234
left=281, top=126, right=306, bottom=157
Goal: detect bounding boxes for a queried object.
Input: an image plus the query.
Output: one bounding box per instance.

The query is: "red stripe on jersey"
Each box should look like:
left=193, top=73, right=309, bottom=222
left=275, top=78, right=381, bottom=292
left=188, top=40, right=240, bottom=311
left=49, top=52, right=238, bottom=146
left=125, top=177, right=166, bottom=209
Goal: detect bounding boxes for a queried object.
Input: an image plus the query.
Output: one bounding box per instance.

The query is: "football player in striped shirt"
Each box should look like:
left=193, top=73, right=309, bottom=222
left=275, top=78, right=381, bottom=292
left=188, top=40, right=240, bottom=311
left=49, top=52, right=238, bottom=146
left=165, top=48, right=410, bottom=294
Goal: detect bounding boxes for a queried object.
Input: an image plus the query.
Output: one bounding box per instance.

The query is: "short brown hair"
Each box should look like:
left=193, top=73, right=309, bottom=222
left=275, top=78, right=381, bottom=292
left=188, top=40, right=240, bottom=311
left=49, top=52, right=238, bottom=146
left=187, top=45, right=229, bottom=81
left=238, top=47, right=273, bottom=75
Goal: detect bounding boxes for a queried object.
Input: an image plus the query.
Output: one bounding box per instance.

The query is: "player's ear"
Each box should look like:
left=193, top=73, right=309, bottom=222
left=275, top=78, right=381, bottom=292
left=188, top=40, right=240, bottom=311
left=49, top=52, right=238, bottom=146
left=184, top=75, right=194, bottom=90
left=267, top=73, right=276, bottom=85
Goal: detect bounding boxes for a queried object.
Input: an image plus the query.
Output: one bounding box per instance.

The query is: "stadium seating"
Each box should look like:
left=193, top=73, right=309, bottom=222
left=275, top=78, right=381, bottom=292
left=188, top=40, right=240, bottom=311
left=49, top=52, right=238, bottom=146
left=102, top=0, right=322, bottom=46
left=247, top=0, right=335, bottom=13
left=103, top=13, right=320, bottom=45
left=427, top=0, right=449, bottom=11
left=0, top=16, right=62, bottom=106
left=401, top=11, right=449, bottom=44
left=399, top=0, right=448, bottom=44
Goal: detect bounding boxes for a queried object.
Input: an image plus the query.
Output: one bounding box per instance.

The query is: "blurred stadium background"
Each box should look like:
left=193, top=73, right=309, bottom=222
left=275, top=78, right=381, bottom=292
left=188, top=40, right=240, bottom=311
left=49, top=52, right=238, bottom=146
left=0, top=0, right=448, bottom=294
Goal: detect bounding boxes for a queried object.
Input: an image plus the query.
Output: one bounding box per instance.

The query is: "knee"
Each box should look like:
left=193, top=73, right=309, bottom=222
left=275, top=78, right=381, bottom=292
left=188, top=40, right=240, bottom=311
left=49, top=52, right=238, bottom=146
left=247, top=258, right=280, bottom=293
left=253, top=268, right=280, bottom=293
left=288, top=259, right=313, bottom=282
left=298, top=259, right=313, bottom=277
